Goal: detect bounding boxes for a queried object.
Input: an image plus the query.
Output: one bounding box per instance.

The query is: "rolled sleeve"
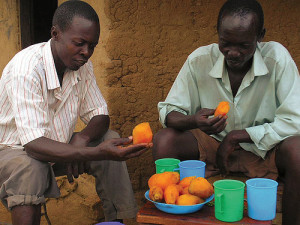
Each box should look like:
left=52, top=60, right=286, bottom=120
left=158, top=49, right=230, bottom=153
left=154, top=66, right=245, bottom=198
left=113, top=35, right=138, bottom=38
left=158, top=104, right=188, bottom=128
left=244, top=58, right=300, bottom=156
left=245, top=125, right=269, bottom=150
left=158, top=58, right=201, bottom=127
left=80, top=76, right=109, bottom=124
left=243, top=125, right=282, bottom=159
left=19, top=128, right=48, bottom=146
left=81, top=105, right=109, bottom=124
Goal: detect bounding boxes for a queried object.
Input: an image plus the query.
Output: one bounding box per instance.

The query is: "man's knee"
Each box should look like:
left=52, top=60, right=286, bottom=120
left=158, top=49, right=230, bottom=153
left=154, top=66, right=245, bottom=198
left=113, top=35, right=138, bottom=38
left=103, top=129, right=120, bottom=140
left=1, top=155, right=52, bottom=209
left=152, top=128, right=181, bottom=159
left=88, top=129, right=120, bottom=147
left=276, top=136, right=300, bottom=174
left=13, top=157, right=51, bottom=194
left=4, top=153, right=51, bottom=182
left=153, top=128, right=177, bottom=147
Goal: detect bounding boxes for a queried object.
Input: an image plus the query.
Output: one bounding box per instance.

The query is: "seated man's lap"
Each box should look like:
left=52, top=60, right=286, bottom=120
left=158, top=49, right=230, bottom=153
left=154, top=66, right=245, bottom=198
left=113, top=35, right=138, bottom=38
left=53, top=129, right=137, bottom=220
left=0, top=148, right=59, bottom=210
left=86, top=130, right=138, bottom=219
left=190, top=129, right=278, bottom=180
left=0, top=130, right=121, bottom=210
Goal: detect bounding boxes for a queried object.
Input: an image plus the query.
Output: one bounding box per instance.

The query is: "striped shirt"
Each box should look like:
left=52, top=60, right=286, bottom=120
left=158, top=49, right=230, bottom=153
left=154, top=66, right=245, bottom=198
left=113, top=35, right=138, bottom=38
left=0, top=40, right=108, bottom=148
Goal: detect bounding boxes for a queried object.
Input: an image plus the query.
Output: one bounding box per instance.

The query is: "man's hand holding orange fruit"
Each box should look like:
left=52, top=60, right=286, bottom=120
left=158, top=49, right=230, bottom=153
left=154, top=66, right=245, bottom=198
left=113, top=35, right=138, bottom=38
left=192, top=101, right=230, bottom=135
left=96, top=122, right=153, bottom=161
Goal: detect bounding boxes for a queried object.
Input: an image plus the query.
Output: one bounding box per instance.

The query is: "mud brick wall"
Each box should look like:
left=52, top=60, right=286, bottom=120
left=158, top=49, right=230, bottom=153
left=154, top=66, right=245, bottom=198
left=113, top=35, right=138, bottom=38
left=93, top=0, right=300, bottom=191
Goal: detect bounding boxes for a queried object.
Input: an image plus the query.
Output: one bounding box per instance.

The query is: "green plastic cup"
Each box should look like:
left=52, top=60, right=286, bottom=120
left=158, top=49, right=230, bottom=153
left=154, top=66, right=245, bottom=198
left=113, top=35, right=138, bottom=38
left=155, top=158, right=180, bottom=174
left=213, top=179, right=245, bottom=222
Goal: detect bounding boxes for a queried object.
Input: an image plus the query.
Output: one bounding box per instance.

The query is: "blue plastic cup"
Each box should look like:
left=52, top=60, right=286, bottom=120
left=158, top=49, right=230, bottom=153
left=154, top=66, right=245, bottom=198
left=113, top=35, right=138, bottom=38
left=246, top=178, right=278, bottom=221
left=174, top=160, right=206, bottom=179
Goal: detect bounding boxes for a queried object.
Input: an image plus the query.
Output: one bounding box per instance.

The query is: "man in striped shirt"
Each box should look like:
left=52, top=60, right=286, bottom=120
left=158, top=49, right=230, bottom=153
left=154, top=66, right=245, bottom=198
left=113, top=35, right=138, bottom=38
left=0, top=1, right=151, bottom=224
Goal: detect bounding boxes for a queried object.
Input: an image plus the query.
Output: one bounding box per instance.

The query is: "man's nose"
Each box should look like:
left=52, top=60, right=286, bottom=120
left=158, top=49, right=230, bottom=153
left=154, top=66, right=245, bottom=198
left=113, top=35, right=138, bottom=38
left=81, top=45, right=91, bottom=58
left=227, top=47, right=240, bottom=58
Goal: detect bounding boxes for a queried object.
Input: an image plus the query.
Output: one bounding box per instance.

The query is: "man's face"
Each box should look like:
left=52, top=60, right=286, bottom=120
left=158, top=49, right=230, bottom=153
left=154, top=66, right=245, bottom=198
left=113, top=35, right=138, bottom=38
left=53, top=16, right=100, bottom=71
left=218, top=13, right=260, bottom=72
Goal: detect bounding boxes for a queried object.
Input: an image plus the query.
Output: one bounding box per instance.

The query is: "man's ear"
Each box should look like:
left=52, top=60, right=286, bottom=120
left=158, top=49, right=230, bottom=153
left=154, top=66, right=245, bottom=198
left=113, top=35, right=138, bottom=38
left=258, top=28, right=266, bottom=42
left=51, top=26, right=59, bottom=40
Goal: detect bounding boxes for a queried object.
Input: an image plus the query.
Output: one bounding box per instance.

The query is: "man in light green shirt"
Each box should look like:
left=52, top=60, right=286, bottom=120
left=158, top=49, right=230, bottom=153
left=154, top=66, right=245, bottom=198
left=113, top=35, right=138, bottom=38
left=153, top=0, right=300, bottom=224
left=158, top=41, right=300, bottom=159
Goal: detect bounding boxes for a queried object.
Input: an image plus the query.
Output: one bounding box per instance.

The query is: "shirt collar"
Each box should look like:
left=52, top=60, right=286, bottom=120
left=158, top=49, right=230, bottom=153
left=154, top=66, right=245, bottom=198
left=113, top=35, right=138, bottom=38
left=42, top=39, right=82, bottom=90
left=252, top=44, right=269, bottom=76
left=208, top=44, right=269, bottom=79
left=208, top=53, right=225, bottom=78
left=42, top=39, right=60, bottom=90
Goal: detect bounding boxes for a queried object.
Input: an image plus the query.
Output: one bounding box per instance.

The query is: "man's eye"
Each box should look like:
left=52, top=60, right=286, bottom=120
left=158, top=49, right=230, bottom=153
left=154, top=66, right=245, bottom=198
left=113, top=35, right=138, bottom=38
left=240, top=44, right=251, bottom=49
left=89, top=44, right=96, bottom=49
left=74, top=42, right=84, bottom=46
left=220, top=42, right=228, bottom=47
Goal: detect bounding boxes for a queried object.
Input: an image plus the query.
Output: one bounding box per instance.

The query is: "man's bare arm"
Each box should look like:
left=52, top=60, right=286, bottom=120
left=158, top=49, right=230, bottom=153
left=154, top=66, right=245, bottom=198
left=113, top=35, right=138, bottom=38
left=166, top=110, right=227, bottom=134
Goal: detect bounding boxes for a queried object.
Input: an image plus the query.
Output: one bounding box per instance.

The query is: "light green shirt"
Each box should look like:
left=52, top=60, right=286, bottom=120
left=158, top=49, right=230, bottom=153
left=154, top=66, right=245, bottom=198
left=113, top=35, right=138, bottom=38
left=158, top=41, right=300, bottom=158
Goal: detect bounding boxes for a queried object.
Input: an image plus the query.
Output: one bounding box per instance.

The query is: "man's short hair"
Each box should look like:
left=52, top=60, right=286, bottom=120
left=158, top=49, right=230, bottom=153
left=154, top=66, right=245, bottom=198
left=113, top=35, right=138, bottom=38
left=217, top=0, right=264, bottom=35
left=52, top=0, right=99, bottom=32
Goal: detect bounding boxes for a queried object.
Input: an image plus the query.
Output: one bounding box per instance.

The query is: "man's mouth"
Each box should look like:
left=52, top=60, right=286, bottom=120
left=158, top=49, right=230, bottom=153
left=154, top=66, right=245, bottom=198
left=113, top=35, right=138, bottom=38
left=227, top=59, right=241, bottom=66
left=76, top=60, right=87, bottom=66
left=227, top=59, right=239, bottom=63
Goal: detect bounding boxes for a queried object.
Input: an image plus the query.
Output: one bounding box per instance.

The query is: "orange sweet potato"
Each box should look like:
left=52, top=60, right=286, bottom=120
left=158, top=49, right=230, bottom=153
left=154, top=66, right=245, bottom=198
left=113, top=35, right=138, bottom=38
left=182, top=186, right=190, bottom=195
left=176, top=194, right=204, bottom=205
left=188, top=177, right=214, bottom=199
left=164, top=184, right=180, bottom=204
left=214, top=101, right=230, bottom=117
left=148, top=172, right=180, bottom=190
left=148, top=173, right=160, bottom=189
left=132, top=122, right=153, bottom=144
left=175, top=184, right=184, bottom=195
left=178, top=176, right=196, bottom=188
left=149, top=185, right=164, bottom=202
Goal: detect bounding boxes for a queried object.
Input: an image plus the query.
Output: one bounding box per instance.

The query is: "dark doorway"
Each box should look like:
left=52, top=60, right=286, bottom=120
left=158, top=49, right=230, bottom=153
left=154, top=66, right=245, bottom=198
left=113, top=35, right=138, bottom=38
left=20, top=0, right=57, bottom=49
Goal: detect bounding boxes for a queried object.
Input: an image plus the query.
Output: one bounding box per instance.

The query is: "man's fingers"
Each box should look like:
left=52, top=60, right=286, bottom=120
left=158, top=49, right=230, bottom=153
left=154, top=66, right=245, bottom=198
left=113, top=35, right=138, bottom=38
left=200, top=126, right=219, bottom=135
left=214, top=121, right=227, bottom=133
left=208, top=115, right=225, bottom=125
left=84, top=162, right=91, bottom=174
left=67, top=164, right=74, bottom=183
left=125, top=148, right=148, bottom=159
left=78, top=162, right=84, bottom=175
left=220, top=163, right=227, bottom=175
left=121, top=144, right=150, bottom=158
left=67, top=174, right=74, bottom=183
left=217, top=155, right=228, bottom=175
left=111, top=137, right=132, bottom=146
left=201, top=116, right=227, bottom=134
left=72, top=163, right=79, bottom=178
left=212, top=116, right=227, bottom=128
left=201, top=108, right=215, bottom=116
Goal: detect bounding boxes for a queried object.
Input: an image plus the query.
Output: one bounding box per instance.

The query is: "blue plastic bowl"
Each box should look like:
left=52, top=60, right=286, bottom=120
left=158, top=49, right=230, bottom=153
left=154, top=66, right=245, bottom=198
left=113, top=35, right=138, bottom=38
left=145, top=190, right=214, bottom=214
